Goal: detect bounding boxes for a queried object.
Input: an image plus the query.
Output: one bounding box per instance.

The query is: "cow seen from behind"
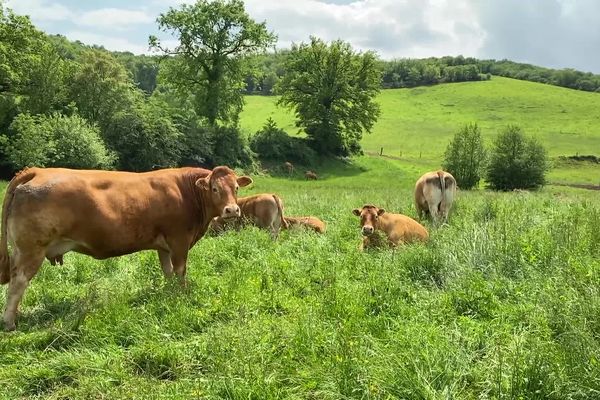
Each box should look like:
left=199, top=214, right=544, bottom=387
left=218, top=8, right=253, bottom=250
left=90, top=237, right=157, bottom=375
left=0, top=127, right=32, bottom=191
left=414, top=170, right=457, bottom=224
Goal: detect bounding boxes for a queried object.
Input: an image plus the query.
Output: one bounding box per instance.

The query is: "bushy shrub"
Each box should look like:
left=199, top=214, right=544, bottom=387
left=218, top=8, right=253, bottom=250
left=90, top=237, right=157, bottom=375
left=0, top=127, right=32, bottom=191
left=442, top=123, right=487, bottom=189
left=104, top=100, right=182, bottom=171
left=486, top=125, right=548, bottom=190
left=1, top=113, right=115, bottom=170
left=250, top=118, right=316, bottom=165
left=174, top=114, right=256, bottom=169
left=209, top=125, right=256, bottom=169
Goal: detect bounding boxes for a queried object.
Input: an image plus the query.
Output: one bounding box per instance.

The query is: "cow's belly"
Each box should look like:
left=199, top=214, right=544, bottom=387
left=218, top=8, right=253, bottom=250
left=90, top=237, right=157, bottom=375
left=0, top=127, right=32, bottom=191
left=45, top=234, right=166, bottom=260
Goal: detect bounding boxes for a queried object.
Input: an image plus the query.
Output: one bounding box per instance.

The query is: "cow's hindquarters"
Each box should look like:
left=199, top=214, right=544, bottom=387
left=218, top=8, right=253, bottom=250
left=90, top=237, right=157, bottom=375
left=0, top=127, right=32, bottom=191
left=3, top=246, right=45, bottom=331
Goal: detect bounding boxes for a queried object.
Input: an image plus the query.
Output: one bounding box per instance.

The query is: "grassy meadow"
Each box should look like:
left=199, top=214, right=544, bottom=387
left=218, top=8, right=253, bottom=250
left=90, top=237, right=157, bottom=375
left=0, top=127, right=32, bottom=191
left=241, top=77, right=600, bottom=186
left=1, top=155, right=599, bottom=399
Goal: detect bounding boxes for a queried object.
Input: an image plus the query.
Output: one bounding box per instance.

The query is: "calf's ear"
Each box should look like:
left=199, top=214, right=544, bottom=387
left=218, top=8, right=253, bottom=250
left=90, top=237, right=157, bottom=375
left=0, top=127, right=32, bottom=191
left=237, top=176, right=253, bottom=187
left=352, top=208, right=361, bottom=216
left=195, top=176, right=210, bottom=189
left=377, top=208, right=386, bottom=216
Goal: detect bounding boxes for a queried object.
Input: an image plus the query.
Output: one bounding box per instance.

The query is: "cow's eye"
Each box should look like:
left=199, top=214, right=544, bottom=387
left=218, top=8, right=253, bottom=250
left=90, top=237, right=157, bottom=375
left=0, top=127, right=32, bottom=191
left=212, top=187, right=218, bottom=193
left=235, top=186, right=239, bottom=193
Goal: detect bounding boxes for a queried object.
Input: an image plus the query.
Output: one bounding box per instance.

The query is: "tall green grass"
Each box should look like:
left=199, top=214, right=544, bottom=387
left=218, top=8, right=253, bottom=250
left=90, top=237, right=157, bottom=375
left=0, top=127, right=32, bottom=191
left=1, top=157, right=599, bottom=399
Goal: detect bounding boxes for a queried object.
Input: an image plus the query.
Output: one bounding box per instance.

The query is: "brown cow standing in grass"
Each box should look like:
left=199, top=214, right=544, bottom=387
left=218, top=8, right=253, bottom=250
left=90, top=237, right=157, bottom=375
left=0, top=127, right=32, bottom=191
left=305, top=171, right=318, bottom=180
left=284, top=162, right=294, bottom=175
left=414, top=170, right=457, bottom=224
left=353, top=205, right=428, bottom=250
left=210, top=193, right=288, bottom=239
left=0, top=166, right=252, bottom=331
left=284, top=216, right=326, bottom=234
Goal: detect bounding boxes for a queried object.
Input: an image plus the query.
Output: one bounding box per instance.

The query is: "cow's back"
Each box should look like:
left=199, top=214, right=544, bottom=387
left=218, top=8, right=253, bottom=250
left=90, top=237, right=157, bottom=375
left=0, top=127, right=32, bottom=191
left=238, top=194, right=280, bottom=229
left=7, top=167, right=209, bottom=258
left=387, top=213, right=429, bottom=244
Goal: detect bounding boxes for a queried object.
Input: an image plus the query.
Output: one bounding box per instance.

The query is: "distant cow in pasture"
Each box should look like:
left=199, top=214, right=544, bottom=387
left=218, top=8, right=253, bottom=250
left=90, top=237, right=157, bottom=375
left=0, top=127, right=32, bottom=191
left=305, top=171, right=318, bottom=180
left=284, top=162, right=294, bottom=175
left=210, top=193, right=288, bottom=239
left=0, top=166, right=252, bottom=331
left=353, top=205, right=428, bottom=250
left=414, top=170, right=457, bottom=224
left=284, top=216, right=326, bottom=234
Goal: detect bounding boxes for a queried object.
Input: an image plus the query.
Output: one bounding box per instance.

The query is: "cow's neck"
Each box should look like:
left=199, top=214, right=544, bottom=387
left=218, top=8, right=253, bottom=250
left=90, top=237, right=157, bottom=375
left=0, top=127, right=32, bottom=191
left=375, top=214, right=393, bottom=233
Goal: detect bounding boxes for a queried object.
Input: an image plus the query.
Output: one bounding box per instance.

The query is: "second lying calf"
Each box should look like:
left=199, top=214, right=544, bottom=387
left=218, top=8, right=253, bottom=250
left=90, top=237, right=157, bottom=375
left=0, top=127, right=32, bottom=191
left=353, top=204, right=428, bottom=250
left=284, top=216, right=326, bottom=234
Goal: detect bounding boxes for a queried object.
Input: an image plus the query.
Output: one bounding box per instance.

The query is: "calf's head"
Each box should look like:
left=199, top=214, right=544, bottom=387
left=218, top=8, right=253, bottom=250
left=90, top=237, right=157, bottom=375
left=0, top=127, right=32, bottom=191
left=196, top=166, right=252, bottom=219
left=352, top=205, right=385, bottom=236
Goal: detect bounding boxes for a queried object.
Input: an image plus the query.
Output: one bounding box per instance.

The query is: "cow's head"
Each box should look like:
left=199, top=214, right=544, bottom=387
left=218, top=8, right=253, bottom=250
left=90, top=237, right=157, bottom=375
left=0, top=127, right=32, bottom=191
left=196, top=166, right=252, bottom=220
left=352, top=205, right=385, bottom=236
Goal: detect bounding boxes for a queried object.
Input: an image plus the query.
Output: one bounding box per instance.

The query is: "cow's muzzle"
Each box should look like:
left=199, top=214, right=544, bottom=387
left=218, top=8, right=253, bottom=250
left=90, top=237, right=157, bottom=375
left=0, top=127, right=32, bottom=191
left=222, top=204, right=241, bottom=219
left=361, top=225, right=374, bottom=236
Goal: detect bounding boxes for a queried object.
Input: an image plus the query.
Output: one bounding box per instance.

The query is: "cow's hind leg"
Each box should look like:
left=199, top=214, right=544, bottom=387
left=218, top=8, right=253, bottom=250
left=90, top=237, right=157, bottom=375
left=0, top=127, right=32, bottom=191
left=158, top=250, right=173, bottom=278
left=3, top=248, right=45, bottom=331
left=428, top=201, right=440, bottom=225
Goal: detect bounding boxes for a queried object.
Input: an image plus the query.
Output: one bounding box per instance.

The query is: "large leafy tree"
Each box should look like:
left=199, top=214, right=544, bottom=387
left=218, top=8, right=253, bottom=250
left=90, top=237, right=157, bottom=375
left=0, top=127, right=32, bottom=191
left=150, top=0, right=276, bottom=126
left=0, top=5, right=71, bottom=116
left=68, top=49, right=140, bottom=130
left=278, top=37, right=381, bottom=156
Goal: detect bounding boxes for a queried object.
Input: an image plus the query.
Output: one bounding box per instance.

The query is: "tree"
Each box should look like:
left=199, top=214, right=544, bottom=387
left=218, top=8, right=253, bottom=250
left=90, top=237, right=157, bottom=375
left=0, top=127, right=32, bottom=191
left=486, top=125, right=548, bottom=191
left=0, top=5, right=65, bottom=125
left=0, top=113, right=114, bottom=170
left=68, top=49, right=139, bottom=130
left=442, top=123, right=487, bottom=190
left=278, top=37, right=381, bottom=156
left=104, top=99, right=182, bottom=171
left=149, top=0, right=276, bottom=126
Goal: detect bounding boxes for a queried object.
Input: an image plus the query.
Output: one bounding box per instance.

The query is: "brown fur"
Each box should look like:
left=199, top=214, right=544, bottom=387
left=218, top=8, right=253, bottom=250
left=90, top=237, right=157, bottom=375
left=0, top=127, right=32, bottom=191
left=284, top=216, right=326, bottom=234
left=353, top=205, right=428, bottom=250
left=210, top=193, right=288, bottom=238
left=0, top=166, right=252, bottom=331
left=305, top=171, right=318, bottom=180
left=284, top=161, right=294, bottom=175
left=414, top=170, right=457, bottom=224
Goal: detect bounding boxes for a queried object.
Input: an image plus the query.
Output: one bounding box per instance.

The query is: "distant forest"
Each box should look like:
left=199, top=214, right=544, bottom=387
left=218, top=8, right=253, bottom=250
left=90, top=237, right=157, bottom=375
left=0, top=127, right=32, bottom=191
left=47, top=36, right=600, bottom=96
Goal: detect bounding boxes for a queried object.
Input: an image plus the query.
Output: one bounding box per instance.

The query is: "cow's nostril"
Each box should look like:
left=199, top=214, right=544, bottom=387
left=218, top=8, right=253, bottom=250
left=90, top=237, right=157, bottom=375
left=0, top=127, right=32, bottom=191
left=224, top=205, right=240, bottom=216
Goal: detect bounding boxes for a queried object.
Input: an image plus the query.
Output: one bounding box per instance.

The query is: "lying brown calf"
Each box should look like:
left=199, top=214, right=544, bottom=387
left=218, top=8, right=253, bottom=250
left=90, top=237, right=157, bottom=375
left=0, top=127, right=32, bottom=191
left=210, top=193, right=288, bottom=238
left=284, top=216, right=326, bottom=234
left=305, top=171, right=318, bottom=180
left=352, top=204, right=428, bottom=250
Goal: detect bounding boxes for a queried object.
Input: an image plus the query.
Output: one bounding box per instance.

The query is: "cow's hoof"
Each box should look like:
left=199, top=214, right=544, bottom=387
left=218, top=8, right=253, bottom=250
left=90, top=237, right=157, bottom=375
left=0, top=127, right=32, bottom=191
left=3, top=322, right=16, bottom=332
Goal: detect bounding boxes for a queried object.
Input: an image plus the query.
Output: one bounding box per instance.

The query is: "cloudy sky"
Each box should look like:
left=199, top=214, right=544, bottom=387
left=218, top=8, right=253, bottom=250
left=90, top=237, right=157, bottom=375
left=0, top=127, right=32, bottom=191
left=5, top=0, right=600, bottom=73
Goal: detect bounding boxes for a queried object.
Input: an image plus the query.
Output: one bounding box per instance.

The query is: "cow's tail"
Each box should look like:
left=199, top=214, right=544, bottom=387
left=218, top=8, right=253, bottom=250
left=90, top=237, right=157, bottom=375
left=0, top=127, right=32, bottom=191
left=1, top=168, right=35, bottom=284
left=437, top=170, right=446, bottom=198
left=273, top=195, right=289, bottom=229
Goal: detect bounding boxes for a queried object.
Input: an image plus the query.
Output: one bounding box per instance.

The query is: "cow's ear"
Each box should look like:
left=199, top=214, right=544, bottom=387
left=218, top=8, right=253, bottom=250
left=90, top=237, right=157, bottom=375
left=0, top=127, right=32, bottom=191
left=195, top=176, right=210, bottom=189
left=237, top=176, right=253, bottom=187
left=352, top=208, right=361, bottom=216
left=377, top=208, right=386, bottom=216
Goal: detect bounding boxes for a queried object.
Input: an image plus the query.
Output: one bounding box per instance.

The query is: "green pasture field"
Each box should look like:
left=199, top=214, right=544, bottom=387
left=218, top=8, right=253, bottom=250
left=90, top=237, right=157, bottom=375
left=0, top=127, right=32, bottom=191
left=0, top=157, right=599, bottom=399
left=240, top=77, right=600, bottom=186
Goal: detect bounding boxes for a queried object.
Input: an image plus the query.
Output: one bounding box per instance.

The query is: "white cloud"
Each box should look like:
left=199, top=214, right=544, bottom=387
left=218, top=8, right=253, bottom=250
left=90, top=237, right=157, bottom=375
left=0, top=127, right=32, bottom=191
left=76, top=8, right=154, bottom=30
left=244, top=0, right=486, bottom=59
left=5, top=0, right=73, bottom=22
left=63, top=31, right=150, bottom=54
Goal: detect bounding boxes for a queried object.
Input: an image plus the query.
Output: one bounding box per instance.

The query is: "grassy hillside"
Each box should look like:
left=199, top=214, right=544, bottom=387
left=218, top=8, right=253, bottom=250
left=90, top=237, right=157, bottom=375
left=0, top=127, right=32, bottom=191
left=1, top=159, right=599, bottom=398
left=241, top=77, right=600, bottom=185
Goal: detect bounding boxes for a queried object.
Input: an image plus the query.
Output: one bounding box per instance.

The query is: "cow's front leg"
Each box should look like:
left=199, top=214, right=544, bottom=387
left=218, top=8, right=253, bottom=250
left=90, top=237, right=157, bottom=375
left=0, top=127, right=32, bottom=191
left=170, top=249, right=189, bottom=287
